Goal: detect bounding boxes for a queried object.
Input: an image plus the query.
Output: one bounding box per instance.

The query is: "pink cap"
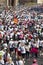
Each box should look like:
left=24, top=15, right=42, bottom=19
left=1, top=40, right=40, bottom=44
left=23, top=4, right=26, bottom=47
left=33, top=59, right=37, bottom=62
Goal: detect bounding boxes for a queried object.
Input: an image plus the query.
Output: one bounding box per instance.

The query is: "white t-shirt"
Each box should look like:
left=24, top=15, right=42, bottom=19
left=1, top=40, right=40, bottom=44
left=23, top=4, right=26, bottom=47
left=0, top=59, right=4, bottom=65
left=18, top=47, right=21, bottom=51
left=3, top=43, right=8, bottom=48
left=10, top=32, right=14, bottom=38
left=7, top=53, right=10, bottom=58
left=18, top=60, right=24, bottom=65
left=21, top=46, right=26, bottom=54
left=9, top=40, right=14, bottom=48
left=35, top=39, right=40, bottom=48
left=41, top=41, right=43, bottom=47
left=16, top=60, right=24, bottom=65
left=25, top=45, right=30, bottom=52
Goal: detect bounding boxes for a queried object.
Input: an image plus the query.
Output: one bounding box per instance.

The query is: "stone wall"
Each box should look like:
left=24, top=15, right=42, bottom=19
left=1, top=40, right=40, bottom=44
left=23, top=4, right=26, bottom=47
left=0, top=0, right=6, bottom=6
left=37, top=0, right=43, bottom=4
left=0, top=0, right=5, bottom=4
left=19, top=0, right=37, bottom=4
left=0, top=0, right=43, bottom=6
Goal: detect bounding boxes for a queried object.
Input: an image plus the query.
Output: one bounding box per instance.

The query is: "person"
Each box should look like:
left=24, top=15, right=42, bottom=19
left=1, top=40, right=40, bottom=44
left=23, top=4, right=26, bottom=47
left=25, top=43, right=30, bottom=58
left=30, top=41, right=38, bottom=58
left=0, top=47, right=5, bottom=60
left=32, top=59, right=38, bottom=65
left=3, top=49, right=10, bottom=63
left=16, top=56, right=24, bottom=65
left=5, top=57, right=14, bottom=65
left=17, top=42, right=21, bottom=56
left=0, top=32, right=2, bottom=43
left=20, top=43, right=26, bottom=59
left=0, top=54, right=4, bottom=65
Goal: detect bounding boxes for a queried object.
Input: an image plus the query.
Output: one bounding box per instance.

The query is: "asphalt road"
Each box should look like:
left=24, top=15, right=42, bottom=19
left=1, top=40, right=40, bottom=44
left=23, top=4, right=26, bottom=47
left=12, top=53, right=43, bottom=65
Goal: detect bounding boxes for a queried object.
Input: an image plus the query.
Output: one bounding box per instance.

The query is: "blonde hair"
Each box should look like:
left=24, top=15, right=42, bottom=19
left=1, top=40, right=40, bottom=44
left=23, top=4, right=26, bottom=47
left=7, top=57, right=12, bottom=63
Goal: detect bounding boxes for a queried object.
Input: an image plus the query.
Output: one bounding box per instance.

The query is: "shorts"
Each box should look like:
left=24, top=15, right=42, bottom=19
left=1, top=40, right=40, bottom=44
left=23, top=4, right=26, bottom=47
left=21, top=53, right=26, bottom=58
left=10, top=48, right=14, bottom=52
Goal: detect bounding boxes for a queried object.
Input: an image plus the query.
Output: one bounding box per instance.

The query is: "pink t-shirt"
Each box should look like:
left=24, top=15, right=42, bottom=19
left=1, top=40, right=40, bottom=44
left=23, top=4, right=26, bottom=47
left=32, top=63, right=38, bottom=65
left=19, top=34, right=24, bottom=39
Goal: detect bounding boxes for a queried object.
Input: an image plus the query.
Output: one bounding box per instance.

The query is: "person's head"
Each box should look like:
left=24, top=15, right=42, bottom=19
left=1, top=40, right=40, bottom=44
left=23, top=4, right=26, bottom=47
left=7, top=57, right=12, bottom=63
left=33, top=59, right=37, bottom=63
left=19, top=56, right=23, bottom=60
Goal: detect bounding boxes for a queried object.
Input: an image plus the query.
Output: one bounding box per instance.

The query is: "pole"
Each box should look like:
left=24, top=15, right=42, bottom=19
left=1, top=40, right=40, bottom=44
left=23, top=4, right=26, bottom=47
left=7, top=0, right=9, bottom=6
left=15, top=0, right=19, bottom=6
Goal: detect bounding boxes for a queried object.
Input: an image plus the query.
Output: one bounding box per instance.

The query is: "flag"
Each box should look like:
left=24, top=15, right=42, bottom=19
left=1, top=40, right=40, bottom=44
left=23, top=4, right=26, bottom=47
left=14, top=18, right=18, bottom=24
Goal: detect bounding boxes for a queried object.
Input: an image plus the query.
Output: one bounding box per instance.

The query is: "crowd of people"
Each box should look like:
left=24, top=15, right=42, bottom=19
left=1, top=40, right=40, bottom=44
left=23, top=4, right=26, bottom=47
left=0, top=5, right=43, bottom=65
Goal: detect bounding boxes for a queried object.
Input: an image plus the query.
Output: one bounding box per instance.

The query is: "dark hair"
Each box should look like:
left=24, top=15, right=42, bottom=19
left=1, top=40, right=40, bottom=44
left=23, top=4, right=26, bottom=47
left=17, top=42, right=20, bottom=47
left=33, top=61, right=36, bottom=63
left=41, top=64, right=43, bottom=65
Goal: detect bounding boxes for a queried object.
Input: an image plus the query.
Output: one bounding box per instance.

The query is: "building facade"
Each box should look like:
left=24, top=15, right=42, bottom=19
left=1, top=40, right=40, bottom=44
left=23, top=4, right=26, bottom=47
left=37, top=0, right=43, bottom=4
left=0, top=0, right=6, bottom=5
left=0, top=0, right=19, bottom=6
left=0, top=0, right=43, bottom=7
